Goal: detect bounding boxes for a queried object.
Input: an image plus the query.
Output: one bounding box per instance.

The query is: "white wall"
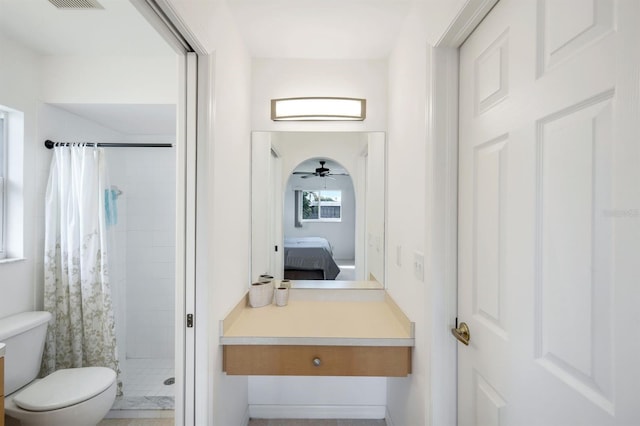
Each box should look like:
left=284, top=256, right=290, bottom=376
left=421, top=0, right=469, bottom=45
left=384, top=1, right=471, bottom=425
left=385, top=3, right=432, bottom=425
left=248, top=376, right=387, bottom=420
left=106, top=146, right=176, bottom=360
left=206, top=45, right=253, bottom=426
left=0, top=33, right=41, bottom=318
left=283, top=175, right=356, bottom=260
left=252, top=58, right=387, bottom=132
left=204, top=20, right=253, bottom=426
left=41, top=55, right=177, bottom=104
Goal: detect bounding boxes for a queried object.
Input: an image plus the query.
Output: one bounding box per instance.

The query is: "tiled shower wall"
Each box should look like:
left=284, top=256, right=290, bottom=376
left=108, top=147, right=176, bottom=360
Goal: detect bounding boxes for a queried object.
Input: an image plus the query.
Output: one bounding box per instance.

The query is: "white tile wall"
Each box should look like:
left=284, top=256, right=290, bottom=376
left=107, top=147, right=176, bottom=360
left=107, top=150, right=129, bottom=367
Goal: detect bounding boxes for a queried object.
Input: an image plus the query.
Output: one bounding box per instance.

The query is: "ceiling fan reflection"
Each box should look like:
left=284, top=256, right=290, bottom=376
left=292, top=160, right=349, bottom=179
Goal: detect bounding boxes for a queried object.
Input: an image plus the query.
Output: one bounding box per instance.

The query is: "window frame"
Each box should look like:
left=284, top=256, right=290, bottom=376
left=299, top=189, right=343, bottom=223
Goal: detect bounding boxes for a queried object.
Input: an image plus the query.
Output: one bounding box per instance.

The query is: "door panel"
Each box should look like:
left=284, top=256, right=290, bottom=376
left=473, top=136, right=508, bottom=339
left=475, top=30, right=509, bottom=114
left=537, top=0, right=614, bottom=76
left=535, top=93, right=615, bottom=413
left=458, top=0, right=640, bottom=424
left=474, top=370, right=507, bottom=426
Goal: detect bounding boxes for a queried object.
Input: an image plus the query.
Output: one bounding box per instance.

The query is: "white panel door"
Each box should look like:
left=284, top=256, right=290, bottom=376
left=457, top=0, right=640, bottom=424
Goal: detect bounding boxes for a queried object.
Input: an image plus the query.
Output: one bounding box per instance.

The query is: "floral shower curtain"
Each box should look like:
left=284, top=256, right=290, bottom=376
left=41, top=144, right=121, bottom=394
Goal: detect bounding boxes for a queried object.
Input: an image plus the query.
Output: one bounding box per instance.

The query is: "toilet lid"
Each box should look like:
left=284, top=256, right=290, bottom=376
left=13, top=367, right=116, bottom=412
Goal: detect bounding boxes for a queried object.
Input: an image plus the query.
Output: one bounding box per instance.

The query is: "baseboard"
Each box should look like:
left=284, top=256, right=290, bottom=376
left=242, top=405, right=251, bottom=425
left=385, top=407, right=396, bottom=426
left=248, top=404, right=386, bottom=419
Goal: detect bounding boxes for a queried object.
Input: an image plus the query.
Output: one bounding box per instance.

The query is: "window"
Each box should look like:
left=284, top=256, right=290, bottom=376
left=0, top=110, right=6, bottom=258
left=0, top=106, right=24, bottom=261
left=300, top=190, right=342, bottom=222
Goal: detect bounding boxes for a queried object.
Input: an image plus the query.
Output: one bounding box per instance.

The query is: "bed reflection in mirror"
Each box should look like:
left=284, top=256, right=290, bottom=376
left=251, top=131, right=385, bottom=288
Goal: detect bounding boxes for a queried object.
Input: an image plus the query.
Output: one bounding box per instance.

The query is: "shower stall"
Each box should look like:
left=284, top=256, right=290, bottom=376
left=106, top=144, right=177, bottom=413
left=39, top=103, right=178, bottom=417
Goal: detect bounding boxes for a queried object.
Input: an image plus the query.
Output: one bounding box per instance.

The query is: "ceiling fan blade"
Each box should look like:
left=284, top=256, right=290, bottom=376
left=293, top=161, right=350, bottom=178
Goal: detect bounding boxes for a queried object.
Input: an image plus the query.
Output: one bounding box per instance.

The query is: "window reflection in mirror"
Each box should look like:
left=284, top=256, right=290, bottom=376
left=251, top=132, right=385, bottom=289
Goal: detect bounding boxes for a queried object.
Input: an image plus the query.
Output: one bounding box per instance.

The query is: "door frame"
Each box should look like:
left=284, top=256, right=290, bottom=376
left=426, top=1, right=498, bottom=425
left=128, top=1, right=211, bottom=425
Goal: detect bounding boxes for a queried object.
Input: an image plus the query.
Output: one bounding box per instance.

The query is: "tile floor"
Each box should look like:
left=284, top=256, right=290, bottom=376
left=110, top=358, right=175, bottom=411
left=99, top=419, right=174, bottom=426
left=121, top=358, right=175, bottom=398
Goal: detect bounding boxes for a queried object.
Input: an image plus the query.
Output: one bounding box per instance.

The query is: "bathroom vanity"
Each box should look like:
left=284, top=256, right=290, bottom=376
left=220, top=285, right=414, bottom=376
left=1, top=342, right=5, bottom=426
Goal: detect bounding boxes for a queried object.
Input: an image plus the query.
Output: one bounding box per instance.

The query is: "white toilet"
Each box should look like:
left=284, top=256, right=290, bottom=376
left=0, top=311, right=117, bottom=426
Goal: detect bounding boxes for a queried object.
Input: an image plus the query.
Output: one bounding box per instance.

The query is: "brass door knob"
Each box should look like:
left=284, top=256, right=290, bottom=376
left=451, top=322, right=470, bottom=345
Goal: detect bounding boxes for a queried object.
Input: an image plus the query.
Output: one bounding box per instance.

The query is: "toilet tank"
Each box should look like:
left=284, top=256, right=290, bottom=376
left=0, top=311, right=52, bottom=395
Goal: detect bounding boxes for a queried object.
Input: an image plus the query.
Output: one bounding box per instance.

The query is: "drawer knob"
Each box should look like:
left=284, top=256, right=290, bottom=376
left=312, top=357, right=321, bottom=367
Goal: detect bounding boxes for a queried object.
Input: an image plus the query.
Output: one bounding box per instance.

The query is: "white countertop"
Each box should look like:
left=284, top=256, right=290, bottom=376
left=220, top=290, right=414, bottom=347
left=0, top=342, right=5, bottom=356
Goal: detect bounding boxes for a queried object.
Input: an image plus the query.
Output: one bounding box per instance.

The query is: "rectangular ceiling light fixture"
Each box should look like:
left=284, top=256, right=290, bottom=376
left=271, top=97, right=366, bottom=121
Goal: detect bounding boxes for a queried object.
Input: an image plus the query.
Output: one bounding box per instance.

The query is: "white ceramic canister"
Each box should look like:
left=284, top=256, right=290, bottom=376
left=249, top=282, right=274, bottom=308
left=274, top=286, right=289, bottom=307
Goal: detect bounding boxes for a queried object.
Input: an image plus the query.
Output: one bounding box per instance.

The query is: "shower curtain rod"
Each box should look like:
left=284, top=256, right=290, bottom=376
left=44, top=140, right=173, bottom=149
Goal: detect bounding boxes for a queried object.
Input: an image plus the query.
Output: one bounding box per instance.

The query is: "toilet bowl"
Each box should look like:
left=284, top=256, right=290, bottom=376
left=0, top=311, right=118, bottom=426
left=4, top=367, right=117, bottom=426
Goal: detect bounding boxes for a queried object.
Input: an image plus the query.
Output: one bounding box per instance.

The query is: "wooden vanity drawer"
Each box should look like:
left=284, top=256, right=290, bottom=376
left=223, top=345, right=411, bottom=377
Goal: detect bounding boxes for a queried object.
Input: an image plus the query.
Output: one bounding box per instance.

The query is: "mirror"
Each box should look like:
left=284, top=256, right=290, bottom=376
left=251, top=131, right=385, bottom=288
